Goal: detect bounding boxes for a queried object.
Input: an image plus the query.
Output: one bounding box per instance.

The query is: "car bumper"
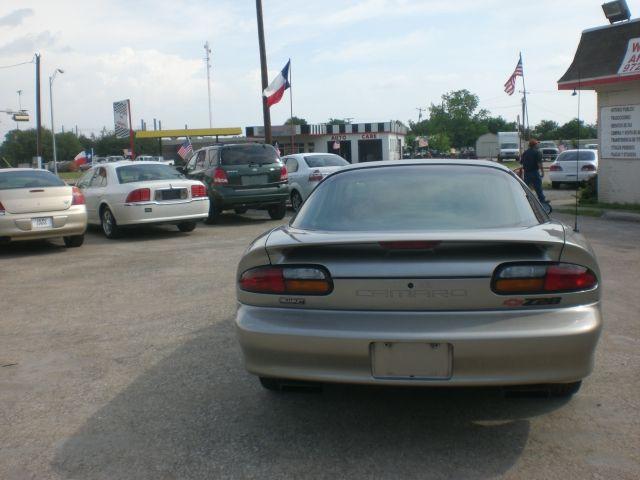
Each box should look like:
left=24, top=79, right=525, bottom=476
left=549, top=171, right=597, bottom=183
left=113, top=198, right=209, bottom=226
left=212, top=186, right=290, bottom=209
left=235, top=303, right=602, bottom=386
left=0, top=206, right=87, bottom=242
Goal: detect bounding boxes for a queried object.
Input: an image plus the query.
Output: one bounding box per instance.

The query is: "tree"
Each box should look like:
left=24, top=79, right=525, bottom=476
left=532, top=120, right=559, bottom=140
left=555, top=118, right=597, bottom=141
left=428, top=132, right=450, bottom=153
left=483, top=116, right=517, bottom=135
left=327, top=118, right=348, bottom=125
left=285, top=116, right=308, bottom=125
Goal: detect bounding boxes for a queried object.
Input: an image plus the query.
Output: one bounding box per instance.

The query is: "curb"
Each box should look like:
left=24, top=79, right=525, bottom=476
left=602, top=210, right=640, bottom=223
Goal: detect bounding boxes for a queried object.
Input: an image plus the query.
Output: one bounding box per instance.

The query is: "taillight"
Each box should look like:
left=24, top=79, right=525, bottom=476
left=239, top=266, right=333, bottom=295
left=71, top=186, right=85, bottom=205
left=549, top=164, right=562, bottom=171
left=213, top=167, right=228, bottom=185
left=280, top=165, right=288, bottom=182
left=125, top=188, right=151, bottom=203
left=492, top=263, right=597, bottom=294
left=308, top=169, right=323, bottom=182
left=191, top=184, right=207, bottom=197
left=581, top=164, right=596, bottom=171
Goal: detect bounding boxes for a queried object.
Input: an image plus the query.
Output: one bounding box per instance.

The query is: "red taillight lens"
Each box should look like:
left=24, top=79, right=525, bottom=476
left=239, top=266, right=333, bottom=295
left=71, top=186, right=85, bottom=205
left=581, top=164, right=596, bottom=171
left=280, top=165, right=288, bottom=182
left=191, top=184, right=207, bottom=197
left=125, top=188, right=151, bottom=203
left=308, top=170, right=323, bottom=182
left=493, top=263, right=597, bottom=294
left=213, top=167, right=228, bottom=185
left=549, top=164, right=562, bottom=171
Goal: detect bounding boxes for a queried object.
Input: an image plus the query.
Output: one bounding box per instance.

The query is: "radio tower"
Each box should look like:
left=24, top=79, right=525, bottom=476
left=204, top=41, right=212, bottom=128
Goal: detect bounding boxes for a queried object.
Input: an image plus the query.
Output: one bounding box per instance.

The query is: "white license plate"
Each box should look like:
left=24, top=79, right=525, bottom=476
left=371, top=342, right=452, bottom=379
left=241, top=175, right=267, bottom=186
left=31, top=217, right=53, bottom=229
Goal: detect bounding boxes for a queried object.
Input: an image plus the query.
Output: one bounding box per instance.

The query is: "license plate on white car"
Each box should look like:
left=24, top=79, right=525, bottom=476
left=31, top=217, right=53, bottom=229
left=371, top=342, right=452, bottom=379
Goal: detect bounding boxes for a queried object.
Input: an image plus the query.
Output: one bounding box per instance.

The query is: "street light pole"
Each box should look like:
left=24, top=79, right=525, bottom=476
left=49, top=68, right=64, bottom=175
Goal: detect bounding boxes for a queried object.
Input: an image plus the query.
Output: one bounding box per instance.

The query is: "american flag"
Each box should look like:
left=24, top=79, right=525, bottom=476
left=177, top=138, right=193, bottom=159
left=504, top=55, right=523, bottom=96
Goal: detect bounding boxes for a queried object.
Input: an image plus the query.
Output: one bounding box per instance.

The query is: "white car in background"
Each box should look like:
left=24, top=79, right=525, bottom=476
left=136, top=155, right=175, bottom=166
left=549, top=149, right=598, bottom=188
left=282, top=153, right=349, bottom=211
left=77, top=161, right=209, bottom=238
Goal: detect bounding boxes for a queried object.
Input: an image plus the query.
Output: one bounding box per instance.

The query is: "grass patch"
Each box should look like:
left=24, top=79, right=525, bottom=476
left=58, top=172, right=82, bottom=181
left=579, top=201, right=640, bottom=212
left=554, top=207, right=603, bottom=217
left=501, top=160, right=520, bottom=170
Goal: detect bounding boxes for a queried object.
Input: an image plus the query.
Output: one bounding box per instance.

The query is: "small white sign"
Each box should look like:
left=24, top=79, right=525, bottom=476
left=600, top=104, right=640, bottom=159
left=618, top=37, right=640, bottom=76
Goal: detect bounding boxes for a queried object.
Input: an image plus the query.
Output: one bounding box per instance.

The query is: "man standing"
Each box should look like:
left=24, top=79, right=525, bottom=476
left=520, top=139, right=547, bottom=203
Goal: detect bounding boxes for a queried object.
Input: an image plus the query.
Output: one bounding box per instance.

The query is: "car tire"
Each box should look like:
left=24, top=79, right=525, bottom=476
left=551, top=181, right=560, bottom=189
left=234, top=207, right=248, bottom=215
left=63, top=234, right=84, bottom=248
left=268, top=202, right=287, bottom=220
left=205, top=201, right=221, bottom=224
left=259, top=377, right=283, bottom=391
left=100, top=207, right=120, bottom=239
left=291, top=190, right=303, bottom=212
left=177, top=221, right=197, bottom=232
left=548, top=381, right=582, bottom=397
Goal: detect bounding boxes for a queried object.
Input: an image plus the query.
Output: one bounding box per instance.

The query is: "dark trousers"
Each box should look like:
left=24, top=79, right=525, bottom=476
left=523, top=171, right=546, bottom=203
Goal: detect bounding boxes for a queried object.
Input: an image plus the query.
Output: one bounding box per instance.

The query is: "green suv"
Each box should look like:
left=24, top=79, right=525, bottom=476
left=180, top=143, right=289, bottom=223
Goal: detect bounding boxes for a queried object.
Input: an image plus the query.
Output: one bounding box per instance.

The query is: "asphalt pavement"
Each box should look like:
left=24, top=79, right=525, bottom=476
left=0, top=210, right=638, bottom=479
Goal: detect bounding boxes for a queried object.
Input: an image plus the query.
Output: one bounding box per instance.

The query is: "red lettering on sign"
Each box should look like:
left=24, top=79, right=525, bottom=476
left=361, top=133, right=377, bottom=140
left=633, top=42, right=640, bottom=53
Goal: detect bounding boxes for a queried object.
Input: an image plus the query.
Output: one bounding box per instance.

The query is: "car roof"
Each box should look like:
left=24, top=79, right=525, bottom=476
left=0, top=168, right=57, bottom=173
left=337, top=159, right=512, bottom=173
left=559, top=149, right=598, bottom=154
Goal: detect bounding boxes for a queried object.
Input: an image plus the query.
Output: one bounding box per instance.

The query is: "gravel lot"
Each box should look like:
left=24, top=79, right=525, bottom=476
left=1, top=210, right=638, bottom=480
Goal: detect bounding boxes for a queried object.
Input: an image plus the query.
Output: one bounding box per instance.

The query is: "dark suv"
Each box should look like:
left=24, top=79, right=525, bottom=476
left=181, top=143, right=289, bottom=223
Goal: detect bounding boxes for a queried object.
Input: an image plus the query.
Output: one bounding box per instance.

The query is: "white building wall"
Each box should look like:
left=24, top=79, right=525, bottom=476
left=597, top=82, right=640, bottom=204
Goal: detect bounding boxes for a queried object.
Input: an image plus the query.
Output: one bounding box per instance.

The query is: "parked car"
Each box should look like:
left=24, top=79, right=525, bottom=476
left=106, top=155, right=125, bottom=163
left=136, top=155, right=175, bottom=166
left=235, top=160, right=601, bottom=396
left=77, top=161, right=209, bottom=238
left=585, top=144, right=598, bottom=150
left=180, top=143, right=289, bottom=223
left=549, top=149, right=598, bottom=188
left=0, top=168, right=87, bottom=247
left=282, top=153, right=349, bottom=211
left=538, top=141, right=559, bottom=162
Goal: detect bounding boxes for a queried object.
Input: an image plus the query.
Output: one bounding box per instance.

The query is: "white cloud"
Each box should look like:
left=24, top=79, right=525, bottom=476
left=0, top=8, right=34, bottom=27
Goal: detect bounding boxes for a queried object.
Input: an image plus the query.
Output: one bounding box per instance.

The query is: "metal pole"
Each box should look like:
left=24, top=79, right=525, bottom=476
left=256, top=0, right=272, bottom=144
left=520, top=52, right=530, bottom=140
left=127, top=99, right=135, bottom=159
left=49, top=76, right=58, bottom=175
left=205, top=42, right=213, bottom=128
left=35, top=54, right=42, bottom=164
left=289, top=60, right=294, bottom=154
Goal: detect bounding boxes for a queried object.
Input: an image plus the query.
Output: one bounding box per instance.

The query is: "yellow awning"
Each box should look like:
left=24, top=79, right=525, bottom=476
left=135, top=127, right=242, bottom=139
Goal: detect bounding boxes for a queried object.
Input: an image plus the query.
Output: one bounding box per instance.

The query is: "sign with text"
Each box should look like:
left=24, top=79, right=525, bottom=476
left=618, top=38, right=640, bottom=76
left=601, top=104, right=640, bottom=159
left=113, top=100, right=130, bottom=139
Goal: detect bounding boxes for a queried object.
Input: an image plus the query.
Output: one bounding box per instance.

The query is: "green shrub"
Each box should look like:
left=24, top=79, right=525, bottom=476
left=579, top=175, right=598, bottom=204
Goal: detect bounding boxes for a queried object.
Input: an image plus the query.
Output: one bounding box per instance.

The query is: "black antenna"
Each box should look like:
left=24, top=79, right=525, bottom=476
left=572, top=58, right=583, bottom=233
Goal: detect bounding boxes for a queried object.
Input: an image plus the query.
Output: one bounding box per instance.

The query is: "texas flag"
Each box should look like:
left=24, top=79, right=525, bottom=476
left=73, top=151, right=88, bottom=166
left=263, top=60, right=290, bottom=108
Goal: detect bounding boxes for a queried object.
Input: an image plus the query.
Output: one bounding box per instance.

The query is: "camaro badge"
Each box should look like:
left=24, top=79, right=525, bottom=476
left=279, top=297, right=305, bottom=305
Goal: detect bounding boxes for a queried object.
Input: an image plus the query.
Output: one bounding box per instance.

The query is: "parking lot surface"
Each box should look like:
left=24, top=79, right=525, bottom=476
left=1, top=211, right=639, bottom=479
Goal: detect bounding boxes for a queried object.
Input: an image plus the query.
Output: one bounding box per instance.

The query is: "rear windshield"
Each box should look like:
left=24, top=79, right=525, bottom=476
left=116, top=164, right=183, bottom=184
left=220, top=144, right=279, bottom=166
left=0, top=170, right=65, bottom=190
left=292, top=165, right=541, bottom=231
left=305, top=155, right=349, bottom=168
left=557, top=151, right=596, bottom=161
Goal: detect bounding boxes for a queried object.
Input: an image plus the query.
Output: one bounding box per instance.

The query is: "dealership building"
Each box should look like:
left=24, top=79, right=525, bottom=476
left=245, top=121, right=407, bottom=163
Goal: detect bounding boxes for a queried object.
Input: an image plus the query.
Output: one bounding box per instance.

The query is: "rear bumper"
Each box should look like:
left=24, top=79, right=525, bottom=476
left=549, top=171, right=597, bottom=183
left=113, top=198, right=209, bottom=226
left=212, top=185, right=290, bottom=209
left=0, top=206, right=87, bottom=242
left=235, top=303, right=602, bottom=386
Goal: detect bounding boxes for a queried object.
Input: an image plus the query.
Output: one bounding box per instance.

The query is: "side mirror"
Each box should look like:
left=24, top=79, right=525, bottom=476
left=176, top=166, right=185, bottom=174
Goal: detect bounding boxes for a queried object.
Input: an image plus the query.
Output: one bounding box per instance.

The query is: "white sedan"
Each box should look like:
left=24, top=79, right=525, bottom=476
left=77, top=161, right=209, bottom=238
left=281, top=153, right=349, bottom=211
left=549, top=149, right=598, bottom=188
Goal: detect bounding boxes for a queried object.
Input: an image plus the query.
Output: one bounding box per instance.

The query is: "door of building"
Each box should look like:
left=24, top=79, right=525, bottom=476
left=327, top=140, right=353, bottom=162
left=358, top=139, right=383, bottom=162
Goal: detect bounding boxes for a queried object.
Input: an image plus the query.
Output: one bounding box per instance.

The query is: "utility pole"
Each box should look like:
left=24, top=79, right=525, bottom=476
left=416, top=107, right=427, bottom=122
left=16, top=90, right=22, bottom=130
left=35, top=53, right=42, bottom=167
left=204, top=42, right=213, bottom=128
left=256, top=0, right=272, bottom=144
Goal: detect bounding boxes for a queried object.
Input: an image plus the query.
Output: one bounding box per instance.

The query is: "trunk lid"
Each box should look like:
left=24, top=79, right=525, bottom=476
left=0, top=186, right=72, bottom=214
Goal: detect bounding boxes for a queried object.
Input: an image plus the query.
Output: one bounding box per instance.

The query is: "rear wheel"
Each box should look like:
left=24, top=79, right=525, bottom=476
left=205, top=201, right=221, bottom=224
left=100, top=207, right=120, bottom=239
left=551, top=181, right=560, bottom=189
left=291, top=190, right=303, bottom=212
left=548, top=381, right=582, bottom=397
left=177, top=221, right=196, bottom=232
left=259, top=377, right=284, bottom=391
left=234, top=207, right=248, bottom=215
left=63, top=234, right=84, bottom=248
left=268, top=202, right=287, bottom=220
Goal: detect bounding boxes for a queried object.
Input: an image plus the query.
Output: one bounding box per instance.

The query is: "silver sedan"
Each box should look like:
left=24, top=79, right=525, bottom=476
left=235, top=160, right=602, bottom=396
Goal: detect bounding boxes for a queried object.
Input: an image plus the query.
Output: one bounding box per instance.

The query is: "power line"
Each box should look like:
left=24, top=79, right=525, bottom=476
left=0, top=59, right=34, bottom=69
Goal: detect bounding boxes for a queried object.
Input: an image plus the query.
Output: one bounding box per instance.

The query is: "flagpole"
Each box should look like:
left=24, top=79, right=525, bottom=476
left=289, top=59, right=294, bottom=155
left=520, top=52, right=530, bottom=141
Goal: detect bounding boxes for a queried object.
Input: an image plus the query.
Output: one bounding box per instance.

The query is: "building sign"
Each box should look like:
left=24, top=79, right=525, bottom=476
left=361, top=133, right=377, bottom=140
left=618, top=37, right=640, bottom=76
left=331, top=135, right=347, bottom=141
left=113, top=100, right=130, bottom=139
left=601, top=104, right=640, bottom=159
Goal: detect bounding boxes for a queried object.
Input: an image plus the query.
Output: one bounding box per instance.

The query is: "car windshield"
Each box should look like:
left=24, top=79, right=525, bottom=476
left=220, top=144, right=279, bottom=165
left=501, top=143, right=518, bottom=149
left=0, top=170, right=65, bottom=190
left=558, top=151, right=596, bottom=161
left=292, top=165, right=540, bottom=231
left=539, top=142, right=556, bottom=148
left=304, top=155, right=349, bottom=168
left=116, top=164, right=184, bottom=183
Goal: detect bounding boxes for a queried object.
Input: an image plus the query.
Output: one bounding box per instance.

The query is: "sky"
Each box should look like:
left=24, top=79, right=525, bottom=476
left=0, top=0, right=621, bottom=143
